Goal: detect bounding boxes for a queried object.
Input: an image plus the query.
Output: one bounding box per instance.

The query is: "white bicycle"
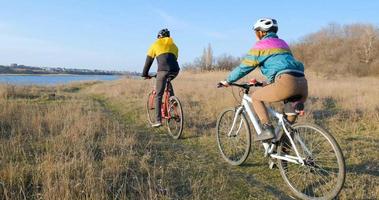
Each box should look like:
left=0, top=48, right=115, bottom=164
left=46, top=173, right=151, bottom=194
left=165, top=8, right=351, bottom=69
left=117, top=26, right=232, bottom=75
left=216, top=81, right=346, bottom=200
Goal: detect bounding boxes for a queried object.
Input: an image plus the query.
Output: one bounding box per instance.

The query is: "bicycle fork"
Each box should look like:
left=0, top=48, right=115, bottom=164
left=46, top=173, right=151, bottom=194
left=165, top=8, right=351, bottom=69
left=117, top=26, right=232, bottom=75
left=227, top=106, right=245, bottom=137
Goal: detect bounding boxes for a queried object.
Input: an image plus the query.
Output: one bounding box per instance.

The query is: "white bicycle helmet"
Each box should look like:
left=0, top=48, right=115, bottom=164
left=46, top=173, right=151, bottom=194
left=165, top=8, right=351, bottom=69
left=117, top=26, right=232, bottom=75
left=253, top=18, right=278, bottom=33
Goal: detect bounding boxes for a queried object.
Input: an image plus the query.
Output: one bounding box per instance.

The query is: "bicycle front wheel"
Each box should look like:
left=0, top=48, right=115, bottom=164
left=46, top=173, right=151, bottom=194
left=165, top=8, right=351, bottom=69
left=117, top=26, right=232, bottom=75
left=146, top=91, right=156, bottom=125
left=216, top=108, right=251, bottom=166
left=277, top=123, right=346, bottom=200
left=167, top=96, right=184, bottom=139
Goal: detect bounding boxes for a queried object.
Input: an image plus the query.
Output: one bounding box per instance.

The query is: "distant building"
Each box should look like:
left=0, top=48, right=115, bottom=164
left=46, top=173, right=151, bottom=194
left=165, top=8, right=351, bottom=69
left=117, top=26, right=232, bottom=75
left=10, top=63, right=17, bottom=67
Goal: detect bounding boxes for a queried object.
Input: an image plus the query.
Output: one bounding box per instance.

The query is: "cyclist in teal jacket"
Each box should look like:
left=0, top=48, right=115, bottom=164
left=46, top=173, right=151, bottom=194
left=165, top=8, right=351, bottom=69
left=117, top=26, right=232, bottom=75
left=220, top=18, right=308, bottom=141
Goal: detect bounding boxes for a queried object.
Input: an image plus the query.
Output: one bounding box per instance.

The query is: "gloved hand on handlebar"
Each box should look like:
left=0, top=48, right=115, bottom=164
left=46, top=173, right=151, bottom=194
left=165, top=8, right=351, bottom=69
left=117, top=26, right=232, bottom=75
left=249, top=78, right=264, bottom=86
left=217, top=80, right=229, bottom=88
left=142, top=73, right=157, bottom=80
left=217, top=78, right=265, bottom=88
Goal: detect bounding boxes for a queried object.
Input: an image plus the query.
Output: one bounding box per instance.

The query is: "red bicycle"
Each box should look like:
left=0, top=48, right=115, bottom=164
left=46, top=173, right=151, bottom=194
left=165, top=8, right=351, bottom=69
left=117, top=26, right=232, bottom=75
left=146, top=75, right=184, bottom=139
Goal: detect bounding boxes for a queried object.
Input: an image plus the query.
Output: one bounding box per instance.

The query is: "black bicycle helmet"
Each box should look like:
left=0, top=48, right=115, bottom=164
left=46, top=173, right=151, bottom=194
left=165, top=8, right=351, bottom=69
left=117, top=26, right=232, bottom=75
left=157, top=28, right=170, bottom=38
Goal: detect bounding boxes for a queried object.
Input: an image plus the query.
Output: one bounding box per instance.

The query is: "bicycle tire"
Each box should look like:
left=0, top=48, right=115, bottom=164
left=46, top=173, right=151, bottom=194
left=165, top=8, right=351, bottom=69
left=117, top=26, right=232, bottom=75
left=277, top=123, right=346, bottom=200
left=146, top=91, right=156, bottom=125
left=167, top=96, right=184, bottom=139
left=216, top=108, right=251, bottom=166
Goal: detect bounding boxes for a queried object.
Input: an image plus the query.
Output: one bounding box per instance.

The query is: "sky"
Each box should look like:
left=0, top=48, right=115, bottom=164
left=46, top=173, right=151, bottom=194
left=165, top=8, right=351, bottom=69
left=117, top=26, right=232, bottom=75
left=0, top=0, right=378, bottom=72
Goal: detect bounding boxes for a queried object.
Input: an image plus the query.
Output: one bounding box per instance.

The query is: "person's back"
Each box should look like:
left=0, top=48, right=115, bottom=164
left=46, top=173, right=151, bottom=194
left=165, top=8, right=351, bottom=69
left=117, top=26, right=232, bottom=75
left=142, top=29, right=179, bottom=77
left=142, top=28, right=180, bottom=127
left=148, top=37, right=179, bottom=71
left=247, top=32, right=304, bottom=83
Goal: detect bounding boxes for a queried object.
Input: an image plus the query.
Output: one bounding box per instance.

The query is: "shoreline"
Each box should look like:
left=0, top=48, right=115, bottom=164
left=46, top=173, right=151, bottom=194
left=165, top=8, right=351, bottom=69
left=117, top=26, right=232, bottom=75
left=0, top=74, right=122, bottom=76
left=0, top=74, right=123, bottom=86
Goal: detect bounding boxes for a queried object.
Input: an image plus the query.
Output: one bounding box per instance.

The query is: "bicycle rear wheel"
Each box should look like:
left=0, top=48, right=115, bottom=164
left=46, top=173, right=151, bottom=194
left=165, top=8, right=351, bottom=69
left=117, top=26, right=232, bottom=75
left=146, top=91, right=156, bottom=125
left=167, top=96, right=183, bottom=139
left=277, top=123, right=346, bottom=200
left=216, top=108, right=251, bottom=166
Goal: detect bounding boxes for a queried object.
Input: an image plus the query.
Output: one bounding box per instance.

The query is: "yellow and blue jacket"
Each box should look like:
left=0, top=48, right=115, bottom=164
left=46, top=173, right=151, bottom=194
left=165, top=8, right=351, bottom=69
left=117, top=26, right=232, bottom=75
left=142, top=37, right=180, bottom=76
left=227, top=32, right=304, bottom=83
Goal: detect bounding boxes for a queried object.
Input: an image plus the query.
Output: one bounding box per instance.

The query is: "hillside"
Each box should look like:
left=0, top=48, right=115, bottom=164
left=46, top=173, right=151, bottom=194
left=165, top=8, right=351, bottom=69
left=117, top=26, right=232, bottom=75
left=291, top=23, right=379, bottom=77
left=182, top=23, right=379, bottom=79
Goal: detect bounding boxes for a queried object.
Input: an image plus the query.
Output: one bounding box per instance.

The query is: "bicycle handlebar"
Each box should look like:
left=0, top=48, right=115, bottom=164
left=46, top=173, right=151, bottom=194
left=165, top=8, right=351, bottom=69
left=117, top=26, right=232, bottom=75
left=142, top=74, right=157, bottom=79
left=217, top=81, right=263, bottom=89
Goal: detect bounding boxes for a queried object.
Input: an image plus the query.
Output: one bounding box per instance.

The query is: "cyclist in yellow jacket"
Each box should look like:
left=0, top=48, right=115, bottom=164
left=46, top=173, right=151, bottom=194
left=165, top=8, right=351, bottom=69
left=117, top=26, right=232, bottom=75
left=142, top=28, right=180, bottom=127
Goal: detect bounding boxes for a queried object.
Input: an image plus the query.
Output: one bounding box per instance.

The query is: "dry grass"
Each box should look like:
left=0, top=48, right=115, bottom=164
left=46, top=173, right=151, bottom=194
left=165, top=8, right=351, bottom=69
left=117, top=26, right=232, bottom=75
left=1, top=71, right=378, bottom=199
left=306, top=71, right=379, bottom=111
left=0, top=84, right=171, bottom=199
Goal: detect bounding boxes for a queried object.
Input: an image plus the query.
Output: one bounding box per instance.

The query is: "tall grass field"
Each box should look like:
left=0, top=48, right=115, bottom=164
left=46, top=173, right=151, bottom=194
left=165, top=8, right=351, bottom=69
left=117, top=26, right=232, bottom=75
left=0, top=71, right=378, bottom=199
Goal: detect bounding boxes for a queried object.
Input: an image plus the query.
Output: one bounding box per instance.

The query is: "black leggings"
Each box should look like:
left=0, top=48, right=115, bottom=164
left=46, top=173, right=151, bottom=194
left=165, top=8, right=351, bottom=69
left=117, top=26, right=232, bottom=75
left=155, top=71, right=179, bottom=122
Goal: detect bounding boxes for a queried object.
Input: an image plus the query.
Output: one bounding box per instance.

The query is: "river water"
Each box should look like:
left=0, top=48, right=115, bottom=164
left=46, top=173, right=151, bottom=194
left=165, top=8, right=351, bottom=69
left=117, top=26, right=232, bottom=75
left=0, top=74, right=121, bottom=85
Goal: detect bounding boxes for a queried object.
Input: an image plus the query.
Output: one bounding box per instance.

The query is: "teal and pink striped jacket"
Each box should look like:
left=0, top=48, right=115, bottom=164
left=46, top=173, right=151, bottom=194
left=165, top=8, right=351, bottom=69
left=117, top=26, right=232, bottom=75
left=227, top=32, right=304, bottom=83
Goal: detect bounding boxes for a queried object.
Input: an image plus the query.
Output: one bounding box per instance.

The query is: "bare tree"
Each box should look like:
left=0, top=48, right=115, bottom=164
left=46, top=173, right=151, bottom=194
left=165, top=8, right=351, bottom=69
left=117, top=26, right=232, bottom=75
left=358, top=26, right=377, bottom=64
left=215, top=54, right=240, bottom=71
left=200, top=43, right=214, bottom=71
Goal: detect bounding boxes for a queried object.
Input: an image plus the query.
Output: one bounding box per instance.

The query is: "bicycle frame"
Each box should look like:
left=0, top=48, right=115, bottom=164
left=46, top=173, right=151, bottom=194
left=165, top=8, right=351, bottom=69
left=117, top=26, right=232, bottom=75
left=229, top=93, right=306, bottom=165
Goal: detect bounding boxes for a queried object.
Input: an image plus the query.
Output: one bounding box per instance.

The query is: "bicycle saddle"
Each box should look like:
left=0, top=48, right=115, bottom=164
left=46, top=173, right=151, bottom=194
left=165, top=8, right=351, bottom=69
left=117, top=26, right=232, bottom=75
left=284, top=95, right=305, bottom=116
left=167, top=75, right=176, bottom=81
